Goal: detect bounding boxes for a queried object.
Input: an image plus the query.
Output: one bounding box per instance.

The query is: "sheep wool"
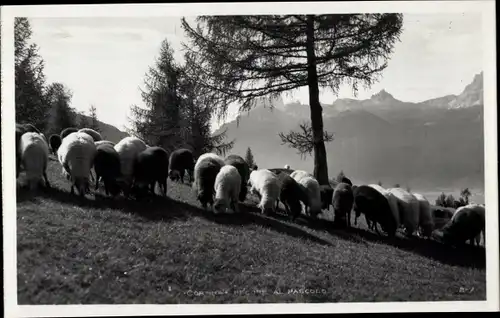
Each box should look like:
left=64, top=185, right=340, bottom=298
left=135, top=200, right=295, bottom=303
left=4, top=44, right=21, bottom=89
left=297, top=176, right=322, bottom=217
left=412, top=193, right=434, bottom=237
left=213, top=165, right=242, bottom=214
left=193, top=152, right=226, bottom=209
left=248, top=169, right=281, bottom=215
left=387, top=187, right=420, bottom=236
left=95, top=140, right=115, bottom=147
left=57, top=131, right=97, bottom=195
left=78, top=128, right=103, bottom=142
left=452, top=204, right=485, bottom=246
left=114, top=136, right=148, bottom=187
left=290, top=170, right=313, bottom=182
left=368, top=184, right=400, bottom=227
left=20, top=132, right=50, bottom=190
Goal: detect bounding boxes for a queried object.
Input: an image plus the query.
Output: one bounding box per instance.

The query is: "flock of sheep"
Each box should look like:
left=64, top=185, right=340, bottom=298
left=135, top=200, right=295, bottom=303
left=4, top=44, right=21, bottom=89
left=16, top=122, right=486, bottom=249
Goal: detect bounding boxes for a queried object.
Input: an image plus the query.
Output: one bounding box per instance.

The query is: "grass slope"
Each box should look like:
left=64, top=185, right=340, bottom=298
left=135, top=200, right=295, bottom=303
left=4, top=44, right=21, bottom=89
left=16, top=157, right=486, bottom=304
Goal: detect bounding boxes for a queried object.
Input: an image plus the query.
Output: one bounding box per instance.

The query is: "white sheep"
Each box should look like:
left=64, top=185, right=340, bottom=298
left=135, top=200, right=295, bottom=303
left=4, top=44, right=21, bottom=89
left=57, top=131, right=97, bottom=196
left=114, top=136, right=148, bottom=191
left=452, top=203, right=485, bottom=246
left=441, top=203, right=485, bottom=247
left=368, top=184, right=400, bottom=228
left=248, top=169, right=282, bottom=215
left=20, top=132, right=50, bottom=190
left=95, top=140, right=115, bottom=147
left=78, top=128, right=103, bottom=142
left=213, top=165, right=242, bottom=215
left=290, top=169, right=313, bottom=181
left=290, top=170, right=321, bottom=217
left=412, top=193, right=434, bottom=238
left=387, top=187, right=420, bottom=237
left=297, top=176, right=322, bottom=217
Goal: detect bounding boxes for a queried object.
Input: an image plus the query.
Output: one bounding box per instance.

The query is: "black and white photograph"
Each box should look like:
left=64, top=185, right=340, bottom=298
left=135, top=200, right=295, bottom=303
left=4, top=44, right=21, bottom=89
left=1, top=1, right=498, bottom=316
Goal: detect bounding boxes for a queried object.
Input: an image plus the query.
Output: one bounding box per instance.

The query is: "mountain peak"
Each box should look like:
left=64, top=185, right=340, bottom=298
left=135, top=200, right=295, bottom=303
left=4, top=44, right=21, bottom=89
left=370, top=89, right=395, bottom=101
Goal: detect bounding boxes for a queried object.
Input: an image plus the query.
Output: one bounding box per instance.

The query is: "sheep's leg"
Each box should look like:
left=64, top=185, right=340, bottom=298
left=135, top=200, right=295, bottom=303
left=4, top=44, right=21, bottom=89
left=233, top=198, right=240, bottom=213
left=374, top=223, right=381, bottom=235
left=43, top=170, right=51, bottom=188
left=180, top=170, right=185, bottom=183
left=70, top=184, right=75, bottom=195
left=95, top=174, right=100, bottom=190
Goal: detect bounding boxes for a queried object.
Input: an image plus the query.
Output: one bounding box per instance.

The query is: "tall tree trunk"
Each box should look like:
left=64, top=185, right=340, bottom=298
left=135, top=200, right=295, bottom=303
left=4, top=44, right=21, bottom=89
left=305, top=15, right=329, bottom=186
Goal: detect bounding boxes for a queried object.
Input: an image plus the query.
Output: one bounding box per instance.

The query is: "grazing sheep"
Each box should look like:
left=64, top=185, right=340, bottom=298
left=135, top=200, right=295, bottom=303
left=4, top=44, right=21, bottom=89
left=93, top=143, right=122, bottom=196
left=387, top=187, right=420, bottom=237
left=114, top=136, right=148, bottom=194
left=432, top=206, right=455, bottom=230
left=320, top=184, right=334, bottom=211
left=412, top=193, right=434, bottom=238
left=290, top=169, right=313, bottom=181
left=21, top=123, right=42, bottom=134
left=294, top=176, right=322, bottom=217
left=340, top=176, right=353, bottom=186
left=16, top=123, right=42, bottom=177
left=353, top=185, right=397, bottom=237
left=275, top=172, right=309, bottom=220
left=49, top=134, right=62, bottom=155
left=20, top=132, right=50, bottom=190
left=60, top=127, right=78, bottom=140
left=133, top=146, right=169, bottom=197
left=224, top=154, right=251, bottom=202
left=213, top=165, right=242, bottom=215
left=193, top=153, right=226, bottom=209
left=78, top=128, right=103, bottom=142
left=168, top=148, right=195, bottom=183
left=289, top=170, right=322, bottom=216
left=248, top=169, right=282, bottom=215
left=441, top=204, right=485, bottom=247
left=332, top=183, right=354, bottom=227
left=95, top=140, right=115, bottom=147
left=368, top=184, right=400, bottom=229
left=57, top=132, right=97, bottom=196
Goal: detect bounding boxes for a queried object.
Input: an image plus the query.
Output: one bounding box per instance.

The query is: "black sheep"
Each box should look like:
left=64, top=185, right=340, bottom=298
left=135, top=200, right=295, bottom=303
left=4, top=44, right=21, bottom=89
left=133, top=146, right=169, bottom=197
left=332, top=183, right=354, bottom=228
left=352, top=185, right=397, bottom=237
left=60, top=127, right=78, bottom=140
left=320, top=184, right=334, bottom=211
left=275, top=172, right=309, bottom=220
left=168, top=148, right=195, bottom=183
left=341, top=176, right=353, bottom=186
left=193, top=156, right=224, bottom=209
left=49, top=134, right=62, bottom=155
left=224, top=154, right=251, bottom=202
left=93, top=143, right=122, bottom=196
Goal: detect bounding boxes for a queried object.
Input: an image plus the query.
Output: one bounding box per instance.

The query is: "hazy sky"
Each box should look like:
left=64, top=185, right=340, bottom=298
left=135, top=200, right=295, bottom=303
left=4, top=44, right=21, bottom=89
left=29, top=13, right=483, bottom=132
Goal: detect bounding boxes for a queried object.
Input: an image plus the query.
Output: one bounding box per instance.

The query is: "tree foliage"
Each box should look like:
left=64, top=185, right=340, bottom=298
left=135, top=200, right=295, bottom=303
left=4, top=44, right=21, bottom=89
left=181, top=14, right=404, bottom=185
left=128, top=39, right=234, bottom=156
left=88, top=105, right=100, bottom=132
left=279, top=122, right=334, bottom=158
left=15, top=17, right=51, bottom=130
left=46, top=82, right=75, bottom=134
left=245, top=147, right=256, bottom=168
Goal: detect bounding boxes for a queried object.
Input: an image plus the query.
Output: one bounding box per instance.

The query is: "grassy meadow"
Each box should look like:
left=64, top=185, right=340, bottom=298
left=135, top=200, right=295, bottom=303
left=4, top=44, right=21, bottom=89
left=15, top=155, right=486, bottom=304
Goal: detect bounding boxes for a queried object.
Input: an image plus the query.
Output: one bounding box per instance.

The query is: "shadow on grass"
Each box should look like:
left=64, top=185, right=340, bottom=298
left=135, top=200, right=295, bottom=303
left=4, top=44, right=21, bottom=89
left=344, top=226, right=485, bottom=269
left=21, top=186, right=333, bottom=248
left=17, top=185, right=485, bottom=269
